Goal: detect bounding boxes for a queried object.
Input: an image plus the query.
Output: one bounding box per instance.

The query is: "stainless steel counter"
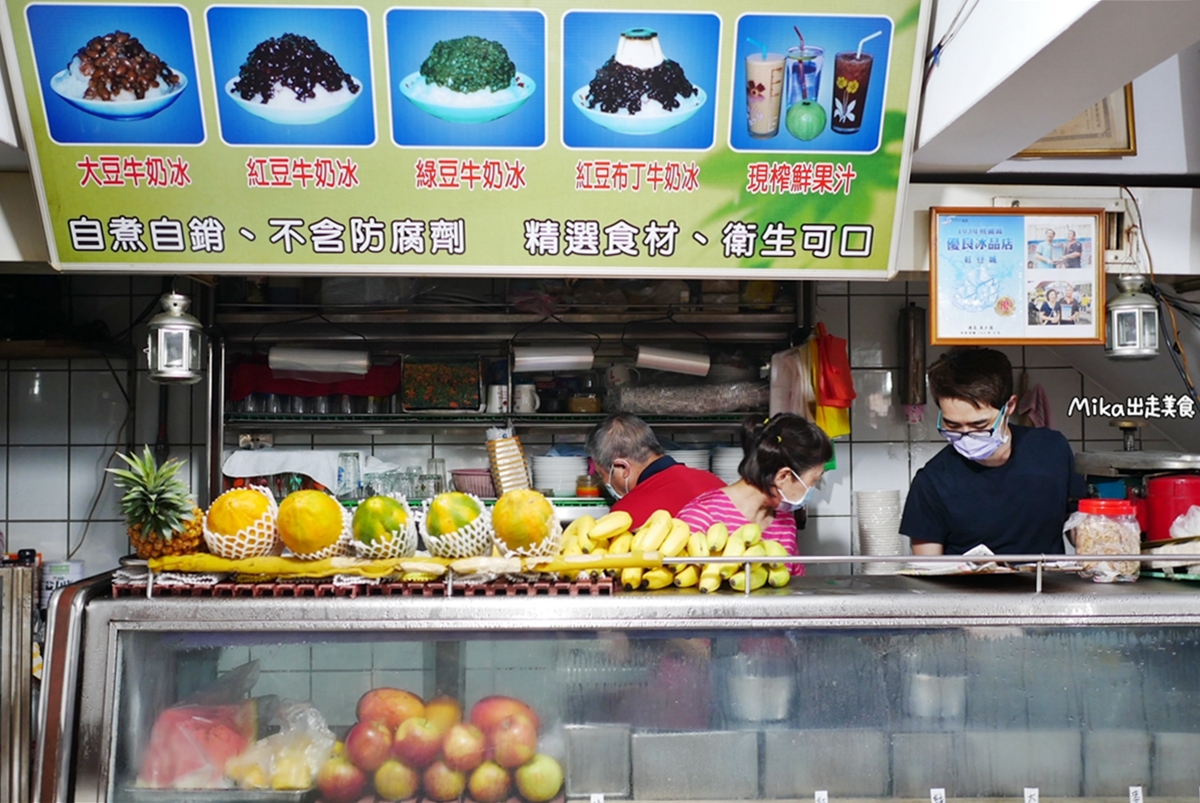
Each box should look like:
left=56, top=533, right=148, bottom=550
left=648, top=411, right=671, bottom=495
left=40, top=573, right=1200, bottom=803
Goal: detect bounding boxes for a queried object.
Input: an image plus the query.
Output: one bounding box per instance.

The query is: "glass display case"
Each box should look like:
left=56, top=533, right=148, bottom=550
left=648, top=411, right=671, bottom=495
left=38, top=574, right=1200, bottom=803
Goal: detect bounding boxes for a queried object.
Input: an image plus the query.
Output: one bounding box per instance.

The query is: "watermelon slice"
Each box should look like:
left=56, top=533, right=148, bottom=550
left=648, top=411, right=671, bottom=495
left=136, top=703, right=255, bottom=789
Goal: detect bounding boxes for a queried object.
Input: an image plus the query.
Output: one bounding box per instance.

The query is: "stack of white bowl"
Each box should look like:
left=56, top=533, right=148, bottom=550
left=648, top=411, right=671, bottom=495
left=531, top=455, right=589, bottom=497
left=666, top=449, right=712, bottom=471
left=712, top=446, right=743, bottom=484
left=855, top=490, right=904, bottom=574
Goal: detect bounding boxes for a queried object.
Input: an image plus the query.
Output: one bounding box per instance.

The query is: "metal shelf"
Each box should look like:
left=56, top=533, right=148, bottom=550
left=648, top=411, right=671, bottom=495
left=223, top=412, right=759, bottom=431
left=213, top=305, right=797, bottom=347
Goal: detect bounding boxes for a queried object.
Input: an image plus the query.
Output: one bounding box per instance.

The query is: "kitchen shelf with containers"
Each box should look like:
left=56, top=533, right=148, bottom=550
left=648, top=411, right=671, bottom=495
left=39, top=575, right=1200, bottom=803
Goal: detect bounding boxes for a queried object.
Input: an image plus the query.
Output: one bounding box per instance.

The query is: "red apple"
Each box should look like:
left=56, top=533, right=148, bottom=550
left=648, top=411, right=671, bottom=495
left=423, top=759, right=467, bottom=802
left=467, top=761, right=511, bottom=803
left=375, top=758, right=421, bottom=802
left=317, top=755, right=368, bottom=803
left=393, top=716, right=444, bottom=767
left=425, top=695, right=463, bottom=734
left=490, top=714, right=537, bottom=769
left=345, top=720, right=393, bottom=772
left=469, top=697, right=540, bottom=737
left=442, top=723, right=487, bottom=772
left=358, top=687, right=426, bottom=731
left=514, top=754, right=563, bottom=803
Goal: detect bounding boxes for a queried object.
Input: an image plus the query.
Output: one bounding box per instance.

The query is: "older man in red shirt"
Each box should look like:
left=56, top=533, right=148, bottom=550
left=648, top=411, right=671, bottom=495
left=586, top=413, right=725, bottom=528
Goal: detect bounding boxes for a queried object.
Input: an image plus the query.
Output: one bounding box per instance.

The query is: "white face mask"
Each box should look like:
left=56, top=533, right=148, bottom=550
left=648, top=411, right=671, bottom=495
left=605, top=465, right=625, bottom=501
left=777, top=470, right=811, bottom=513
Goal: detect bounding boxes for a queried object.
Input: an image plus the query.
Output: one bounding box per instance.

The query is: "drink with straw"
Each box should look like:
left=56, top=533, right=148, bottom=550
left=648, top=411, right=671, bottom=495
left=745, top=50, right=785, bottom=138
left=832, top=31, right=881, bottom=135
left=785, top=45, right=823, bottom=108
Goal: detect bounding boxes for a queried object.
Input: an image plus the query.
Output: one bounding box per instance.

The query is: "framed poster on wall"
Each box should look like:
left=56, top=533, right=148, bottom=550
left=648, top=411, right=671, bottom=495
left=1016, top=84, right=1136, bottom=158
left=930, top=207, right=1106, bottom=346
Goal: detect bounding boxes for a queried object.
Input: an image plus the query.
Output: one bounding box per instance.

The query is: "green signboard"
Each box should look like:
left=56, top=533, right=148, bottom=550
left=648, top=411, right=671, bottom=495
left=2, top=0, right=928, bottom=276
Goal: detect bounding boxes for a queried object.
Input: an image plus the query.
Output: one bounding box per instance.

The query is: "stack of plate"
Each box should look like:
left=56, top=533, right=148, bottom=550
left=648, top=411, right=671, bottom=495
left=532, top=455, right=589, bottom=497
left=666, top=449, right=712, bottom=471
left=855, top=490, right=904, bottom=574
left=712, top=446, right=743, bottom=484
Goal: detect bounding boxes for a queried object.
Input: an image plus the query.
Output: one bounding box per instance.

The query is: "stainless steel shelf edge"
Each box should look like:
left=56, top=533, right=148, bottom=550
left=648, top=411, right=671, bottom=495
left=84, top=576, right=1200, bottom=629
left=1075, top=449, right=1200, bottom=475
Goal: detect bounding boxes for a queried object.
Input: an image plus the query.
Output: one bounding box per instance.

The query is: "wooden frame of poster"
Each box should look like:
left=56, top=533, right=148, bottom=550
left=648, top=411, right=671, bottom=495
left=930, top=207, right=1106, bottom=346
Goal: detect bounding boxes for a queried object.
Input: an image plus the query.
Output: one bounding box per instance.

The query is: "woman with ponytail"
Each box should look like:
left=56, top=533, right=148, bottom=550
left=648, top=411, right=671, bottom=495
left=678, top=413, right=832, bottom=576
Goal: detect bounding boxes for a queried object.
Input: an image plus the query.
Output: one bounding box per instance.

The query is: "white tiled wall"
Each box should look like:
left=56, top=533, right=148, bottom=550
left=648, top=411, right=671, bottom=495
left=1, top=276, right=209, bottom=576
left=1, top=276, right=1174, bottom=580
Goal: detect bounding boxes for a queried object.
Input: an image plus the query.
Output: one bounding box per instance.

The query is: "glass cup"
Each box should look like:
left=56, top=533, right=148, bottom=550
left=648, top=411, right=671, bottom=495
left=336, top=452, right=362, bottom=501
left=785, top=45, right=824, bottom=108
left=831, top=51, right=874, bottom=134
left=427, top=458, right=447, bottom=489
left=417, top=474, right=444, bottom=499
left=745, top=52, right=786, bottom=138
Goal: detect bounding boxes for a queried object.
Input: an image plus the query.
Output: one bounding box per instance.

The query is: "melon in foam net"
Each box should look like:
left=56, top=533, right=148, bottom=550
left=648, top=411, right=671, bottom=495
left=203, top=486, right=279, bottom=559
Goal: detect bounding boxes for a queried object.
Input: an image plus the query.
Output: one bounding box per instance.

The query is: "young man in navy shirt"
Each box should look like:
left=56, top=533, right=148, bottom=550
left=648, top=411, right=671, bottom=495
left=901, top=347, right=1085, bottom=556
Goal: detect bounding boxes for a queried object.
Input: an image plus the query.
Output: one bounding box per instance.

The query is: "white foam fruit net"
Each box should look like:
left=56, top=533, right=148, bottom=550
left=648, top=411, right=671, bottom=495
left=202, top=485, right=280, bottom=560
left=496, top=504, right=563, bottom=582
left=288, top=503, right=355, bottom=561
left=419, top=494, right=495, bottom=559
left=352, top=495, right=418, bottom=560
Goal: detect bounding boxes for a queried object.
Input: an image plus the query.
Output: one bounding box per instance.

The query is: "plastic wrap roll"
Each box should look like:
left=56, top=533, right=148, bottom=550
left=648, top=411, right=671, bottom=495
left=268, top=347, right=370, bottom=380
left=512, top=345, right=594, bottom=373
left=635, top=346, right=711, bottom=376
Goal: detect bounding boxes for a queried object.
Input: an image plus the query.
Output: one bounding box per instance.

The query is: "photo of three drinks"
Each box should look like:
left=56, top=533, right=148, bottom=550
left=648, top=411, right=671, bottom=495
left=733, top=13, right=893, bottom=153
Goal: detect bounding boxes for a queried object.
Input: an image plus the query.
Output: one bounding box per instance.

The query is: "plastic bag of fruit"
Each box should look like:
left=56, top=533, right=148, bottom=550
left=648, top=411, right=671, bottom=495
left=225, top=702, right=336, bottom=791
left=136, top=701, right=260, bottom=789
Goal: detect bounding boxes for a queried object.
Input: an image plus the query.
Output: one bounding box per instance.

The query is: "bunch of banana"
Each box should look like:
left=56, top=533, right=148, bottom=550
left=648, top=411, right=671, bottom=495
left=690, top=522, right=792, bottom=593
left=559, top=511, right=631, bottom=579
left=559, top=509, right=792, bottom=591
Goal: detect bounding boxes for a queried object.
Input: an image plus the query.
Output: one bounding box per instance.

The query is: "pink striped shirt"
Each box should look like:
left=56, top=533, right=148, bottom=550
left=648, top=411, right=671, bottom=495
left=678, top=488, right=804, bottom=576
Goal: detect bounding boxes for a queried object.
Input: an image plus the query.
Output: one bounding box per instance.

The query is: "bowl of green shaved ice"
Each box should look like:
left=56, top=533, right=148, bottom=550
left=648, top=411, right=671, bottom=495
left=402, top=36, right=534, bottom=124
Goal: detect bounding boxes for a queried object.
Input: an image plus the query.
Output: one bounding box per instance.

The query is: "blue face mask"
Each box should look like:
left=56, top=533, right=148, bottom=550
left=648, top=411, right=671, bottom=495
left=777, top=470, right=811, bottom=513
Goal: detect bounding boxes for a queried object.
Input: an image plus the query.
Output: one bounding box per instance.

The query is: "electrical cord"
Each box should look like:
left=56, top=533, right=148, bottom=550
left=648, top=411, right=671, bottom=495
left=1120, top=186, right=1197, bottom=402
left=68, top=289, right=154, bottom=558
left=68, top=404, right=133, bottom=560
left=923, top=0, right=982, bottom=90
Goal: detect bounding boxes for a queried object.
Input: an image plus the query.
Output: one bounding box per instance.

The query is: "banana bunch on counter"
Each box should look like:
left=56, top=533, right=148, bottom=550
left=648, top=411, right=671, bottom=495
left=693, top=522, right=791, bottom=592
left=560, top=511, right=791, bottom=592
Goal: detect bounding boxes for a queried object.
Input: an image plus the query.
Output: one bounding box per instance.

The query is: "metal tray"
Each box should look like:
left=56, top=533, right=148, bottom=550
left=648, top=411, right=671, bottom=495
left=118, top=788, right=315, bottom=803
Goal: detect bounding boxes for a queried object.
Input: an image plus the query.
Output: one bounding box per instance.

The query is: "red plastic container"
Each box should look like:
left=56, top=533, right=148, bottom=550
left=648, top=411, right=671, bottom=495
left=1144, top=475, right=1200, bottom=541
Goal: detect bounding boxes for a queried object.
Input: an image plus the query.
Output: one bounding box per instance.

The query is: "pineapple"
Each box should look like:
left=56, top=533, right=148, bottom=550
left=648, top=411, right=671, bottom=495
left=107, top=446, right=204, bottom=558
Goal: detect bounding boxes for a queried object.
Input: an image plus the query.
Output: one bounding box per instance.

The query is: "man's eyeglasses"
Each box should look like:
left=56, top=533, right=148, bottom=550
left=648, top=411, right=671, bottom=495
left=936, top=409, right=1004, bottom=442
